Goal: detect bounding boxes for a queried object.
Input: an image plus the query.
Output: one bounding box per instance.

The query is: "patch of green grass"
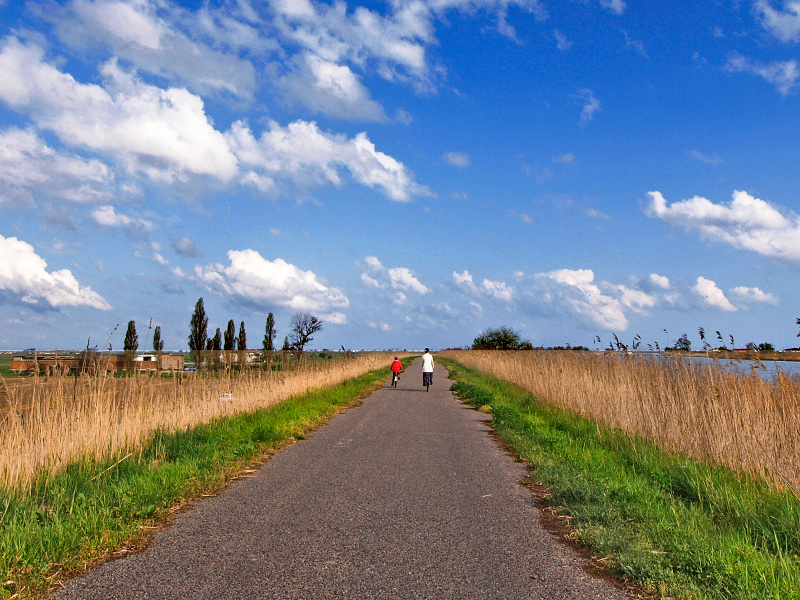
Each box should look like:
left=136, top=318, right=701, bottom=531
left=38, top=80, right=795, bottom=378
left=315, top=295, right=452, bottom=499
left=0, top=358, right=412, bottom=599
left=0, top=354, right=20, bottom=378
left=441, top=357, right=800, bottom=600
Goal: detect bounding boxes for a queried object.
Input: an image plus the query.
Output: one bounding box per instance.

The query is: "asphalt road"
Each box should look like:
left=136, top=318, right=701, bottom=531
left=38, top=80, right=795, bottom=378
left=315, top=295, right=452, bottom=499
left=57, top=359, right=631, bottom=599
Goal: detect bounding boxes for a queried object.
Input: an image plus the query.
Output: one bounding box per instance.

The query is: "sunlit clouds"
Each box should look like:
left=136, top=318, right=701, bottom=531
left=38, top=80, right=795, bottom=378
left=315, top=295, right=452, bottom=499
left=363, top=257, right=431, bottom=295
left=194, top=249, right=349, bottom=322
left=0, top=234, right=111, bottom=310
left=645, top=190, right=800, bottom=266
left=692, top=277, right=736, bottom=312
left=0, top=38, right=239, bottom=181
left=228, top=120, right=431, bottom=201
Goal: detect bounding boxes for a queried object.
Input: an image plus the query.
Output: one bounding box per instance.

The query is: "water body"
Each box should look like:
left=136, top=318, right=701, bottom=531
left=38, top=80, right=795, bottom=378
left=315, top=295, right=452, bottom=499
left=679, top=356, right=800, bottom=379
left=637, top=354, right=800, bottom=380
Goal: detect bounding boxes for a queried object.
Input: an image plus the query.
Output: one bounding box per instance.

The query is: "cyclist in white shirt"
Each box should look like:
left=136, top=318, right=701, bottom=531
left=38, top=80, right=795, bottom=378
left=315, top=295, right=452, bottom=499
left=421, top=348, right=434, bottom=387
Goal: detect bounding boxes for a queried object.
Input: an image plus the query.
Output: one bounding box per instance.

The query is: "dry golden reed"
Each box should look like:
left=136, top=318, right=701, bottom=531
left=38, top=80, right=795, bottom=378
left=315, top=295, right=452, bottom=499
left=442, top=350, right=800, bottom=493
left=0, top=353, right=398, bottom=490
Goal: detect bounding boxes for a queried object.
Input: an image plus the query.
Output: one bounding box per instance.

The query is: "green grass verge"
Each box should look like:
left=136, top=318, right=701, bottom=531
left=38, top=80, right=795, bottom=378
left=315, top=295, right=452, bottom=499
left=441, top=358, right=800, bottom=600
left=0, top=358, right=412, bottom=599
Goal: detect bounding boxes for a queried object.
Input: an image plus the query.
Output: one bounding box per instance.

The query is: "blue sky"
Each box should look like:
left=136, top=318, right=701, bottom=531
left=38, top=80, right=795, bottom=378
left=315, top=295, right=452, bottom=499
left=1, top=0, right=799, bottom=352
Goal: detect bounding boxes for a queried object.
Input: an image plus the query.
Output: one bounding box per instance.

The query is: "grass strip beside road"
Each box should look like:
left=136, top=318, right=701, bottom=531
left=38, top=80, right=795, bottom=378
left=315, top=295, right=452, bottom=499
left=0, top=359, right=412, bottom=600
left=442, top=358, right=800, bottom=600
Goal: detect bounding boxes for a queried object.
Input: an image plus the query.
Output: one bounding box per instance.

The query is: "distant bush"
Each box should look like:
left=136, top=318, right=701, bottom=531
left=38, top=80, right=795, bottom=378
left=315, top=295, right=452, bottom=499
left=472, top=326, right=531, bottom=350
left=671, top=333, right=691, bottom=352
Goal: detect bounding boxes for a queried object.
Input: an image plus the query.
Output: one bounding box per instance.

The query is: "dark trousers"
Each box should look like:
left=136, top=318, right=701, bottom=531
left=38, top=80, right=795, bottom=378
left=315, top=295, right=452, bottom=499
left=423, top=372, right=433, bottom=386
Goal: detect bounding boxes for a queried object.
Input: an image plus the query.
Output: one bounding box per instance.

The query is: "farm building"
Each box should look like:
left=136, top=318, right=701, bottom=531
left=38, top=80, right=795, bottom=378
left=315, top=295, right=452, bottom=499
left=11, top=352, right=185, bottom=374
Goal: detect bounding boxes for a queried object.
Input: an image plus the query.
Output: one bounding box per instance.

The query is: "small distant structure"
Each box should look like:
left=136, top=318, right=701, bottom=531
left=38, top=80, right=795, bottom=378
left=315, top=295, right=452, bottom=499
left=10, top=353, right=79, bottom=373
left=159, top=354, right=185, bottom=371
left=11, top=352, right=184, bottom=374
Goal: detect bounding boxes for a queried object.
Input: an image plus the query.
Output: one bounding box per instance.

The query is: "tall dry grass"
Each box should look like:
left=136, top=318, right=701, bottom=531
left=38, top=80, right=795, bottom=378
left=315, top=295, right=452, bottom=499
left=442, top=350, right=800, bottom=494
left=0, top=353, right=397, bottom=490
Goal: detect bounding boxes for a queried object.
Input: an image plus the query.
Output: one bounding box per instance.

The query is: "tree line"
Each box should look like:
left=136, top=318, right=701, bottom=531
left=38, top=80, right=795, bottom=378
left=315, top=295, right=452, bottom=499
left=120, top=298, right=324, bottom=362
left=471, top=325, right=782, bottom=354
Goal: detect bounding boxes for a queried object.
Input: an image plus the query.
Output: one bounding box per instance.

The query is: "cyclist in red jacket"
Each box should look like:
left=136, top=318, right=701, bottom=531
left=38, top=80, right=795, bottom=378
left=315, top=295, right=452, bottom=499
left=390, top=357, right=402, bottom=387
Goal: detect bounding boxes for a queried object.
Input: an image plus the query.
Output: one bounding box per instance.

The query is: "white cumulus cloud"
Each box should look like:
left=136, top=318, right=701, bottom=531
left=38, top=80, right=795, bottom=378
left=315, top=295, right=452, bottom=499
left=227, top=119, right=431, bottom=202
left=0, top=234, right=111, bottom=309
left=91, top=205, right=154, bottom=231
left=481, top=278, right=514, bottom=301
left=457, top=267, right=641, bottom=329
left=645, top=190, right=800, bottom=266
left=611, top=284, right=656, bottom=313
left=269, top=0, right=548, bottom=101
left=388, top=267, right=431, bottom=294
left=50, top=0, right=259, bottom=101
left=0, top=127, right=115, bottom=205
left=194, top=249, right=349, bottom=314
left=277, top=53, right=387, bottom=121
left=692, top=276, right=736, bottom=311
left=729, top=286, right=778, bottom=304
left=453, top=270, right=514, bottom=302
left=0, top=37, right=239, bottom=182
left=648, top=273, right=671, bottom=289
left=452, top=270, right=474, bottom=287
left=534, top=269, right=628, bottom=329
left=364, top=256, right=430, bottom=294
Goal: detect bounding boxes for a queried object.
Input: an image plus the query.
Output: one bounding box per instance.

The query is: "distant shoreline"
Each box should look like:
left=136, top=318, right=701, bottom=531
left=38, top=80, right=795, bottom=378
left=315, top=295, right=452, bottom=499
left=606, top=350, right=800, bottom=362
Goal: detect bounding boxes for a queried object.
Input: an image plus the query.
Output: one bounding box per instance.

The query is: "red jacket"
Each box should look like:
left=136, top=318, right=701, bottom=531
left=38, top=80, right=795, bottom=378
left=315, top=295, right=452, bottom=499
left=391, top=359, right=402, bottom=373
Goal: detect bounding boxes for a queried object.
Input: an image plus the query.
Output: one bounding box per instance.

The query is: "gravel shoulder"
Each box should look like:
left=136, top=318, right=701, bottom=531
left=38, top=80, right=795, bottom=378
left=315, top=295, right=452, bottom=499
left=57, top=359, right=632, bottom=600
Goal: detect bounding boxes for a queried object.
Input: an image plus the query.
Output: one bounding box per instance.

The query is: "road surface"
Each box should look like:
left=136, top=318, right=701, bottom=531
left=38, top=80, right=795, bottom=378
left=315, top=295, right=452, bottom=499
left=57, top=359, right=631, bottom=599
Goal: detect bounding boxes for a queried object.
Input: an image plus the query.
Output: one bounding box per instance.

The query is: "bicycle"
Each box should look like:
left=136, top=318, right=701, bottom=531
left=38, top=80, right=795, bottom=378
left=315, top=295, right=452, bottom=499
left=423, top=371, right=432, bottom=392
left=391, top=371, right=400, bottom=387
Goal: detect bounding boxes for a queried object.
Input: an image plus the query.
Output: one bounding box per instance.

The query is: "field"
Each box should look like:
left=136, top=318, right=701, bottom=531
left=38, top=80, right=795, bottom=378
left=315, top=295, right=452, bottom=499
left=0, top=352, right=402, bottom=490
left=0, top=356, right=410, bottom=599
left=440, top=349, right=800, bottom=496
left=441, top=357, right=800, bottom=600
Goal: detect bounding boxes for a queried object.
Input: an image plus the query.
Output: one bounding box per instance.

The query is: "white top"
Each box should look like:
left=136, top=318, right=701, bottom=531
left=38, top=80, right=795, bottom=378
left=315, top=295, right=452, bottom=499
left=421, top=352, right=434, bottom=373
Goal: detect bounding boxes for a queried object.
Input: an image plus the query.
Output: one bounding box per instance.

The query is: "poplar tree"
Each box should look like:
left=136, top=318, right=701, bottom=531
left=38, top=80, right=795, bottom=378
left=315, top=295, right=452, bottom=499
left=238, top=321, right=247, bottom=351
left=123, top=320, right=139, bottom=353
left=152, top=326, right=164, bottom=353
left=224, top=319, right=236, bottom=351
left=123, top=320, right=138, bottom=369
left=262, top=313, right=276, bottom=360
left=188, top=298, right=208, bottom=355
